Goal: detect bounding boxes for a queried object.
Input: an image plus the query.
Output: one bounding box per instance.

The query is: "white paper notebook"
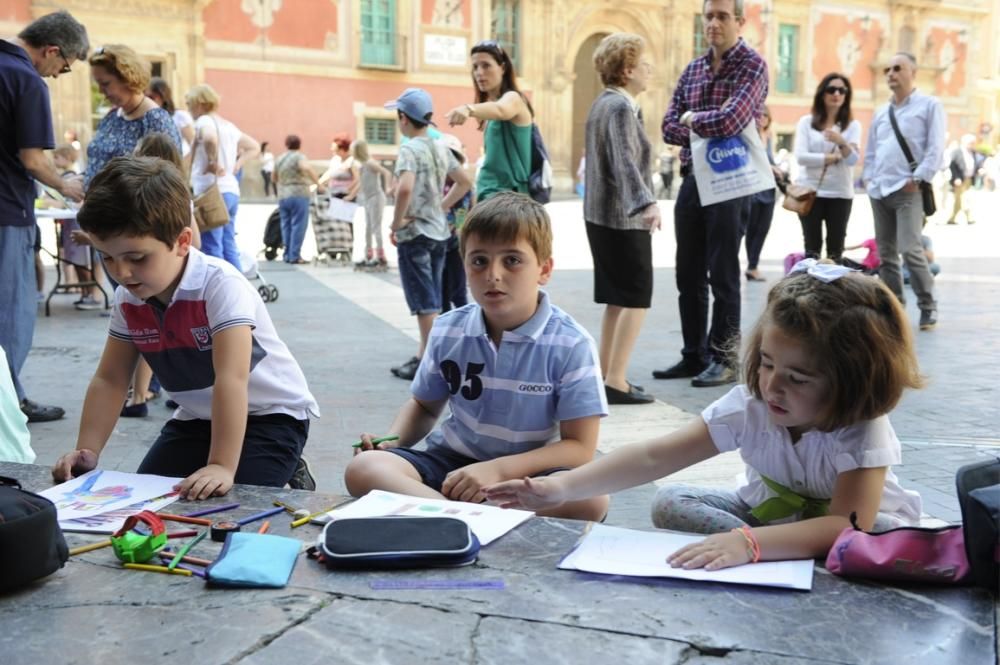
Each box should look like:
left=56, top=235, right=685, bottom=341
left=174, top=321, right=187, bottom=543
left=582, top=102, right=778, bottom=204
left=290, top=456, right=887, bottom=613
left=558, top=523, right=814, bottom=591
left=39, top=469, right=181, bottom=522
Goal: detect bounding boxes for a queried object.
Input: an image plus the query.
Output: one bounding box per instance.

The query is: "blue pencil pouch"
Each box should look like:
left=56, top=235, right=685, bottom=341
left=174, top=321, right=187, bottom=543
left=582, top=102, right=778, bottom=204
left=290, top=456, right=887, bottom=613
left=205, top=532, right=301, bottom=588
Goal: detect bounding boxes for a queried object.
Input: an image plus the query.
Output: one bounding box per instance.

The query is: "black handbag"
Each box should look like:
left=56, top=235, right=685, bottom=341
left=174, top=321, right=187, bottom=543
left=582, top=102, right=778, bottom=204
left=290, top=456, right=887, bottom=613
left=887, top=105, right=936, bottom=216
left=956, top=457, right=1000, bottom=591
left=0, top=476, right=68, bottom=593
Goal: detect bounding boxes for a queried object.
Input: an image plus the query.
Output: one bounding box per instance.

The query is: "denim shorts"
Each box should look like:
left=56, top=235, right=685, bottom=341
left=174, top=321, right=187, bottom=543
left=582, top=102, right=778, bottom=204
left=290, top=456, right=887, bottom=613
left=397, top=234, right=447, bottom=315
left=388, top=446, right=568, bottom=493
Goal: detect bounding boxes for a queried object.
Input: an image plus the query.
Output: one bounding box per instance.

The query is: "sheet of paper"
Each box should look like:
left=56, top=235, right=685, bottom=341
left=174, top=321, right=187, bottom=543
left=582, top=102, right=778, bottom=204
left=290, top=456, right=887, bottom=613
left=558, top=523, right=814, bottom=591
left=39, top=469, right=181, bottom=522
left=320, top=490, right=533, bottom=546
left=59, top=493, right=180, bottom=533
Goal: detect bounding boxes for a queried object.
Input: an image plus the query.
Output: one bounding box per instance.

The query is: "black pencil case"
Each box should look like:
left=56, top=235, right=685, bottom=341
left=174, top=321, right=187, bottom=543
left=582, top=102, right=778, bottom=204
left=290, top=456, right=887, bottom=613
left=317, top=516, right=480, bottom=569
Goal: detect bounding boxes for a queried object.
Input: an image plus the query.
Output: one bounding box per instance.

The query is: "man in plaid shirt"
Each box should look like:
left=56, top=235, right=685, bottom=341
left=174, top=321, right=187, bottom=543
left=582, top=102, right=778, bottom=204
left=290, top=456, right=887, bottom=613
left=654, top=0, right=768, bottom=388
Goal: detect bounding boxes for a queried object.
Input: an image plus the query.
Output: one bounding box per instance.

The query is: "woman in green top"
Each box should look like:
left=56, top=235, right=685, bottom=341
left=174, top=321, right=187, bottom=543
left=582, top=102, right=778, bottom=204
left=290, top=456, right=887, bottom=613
left=445, top=40, right=533, bottom=201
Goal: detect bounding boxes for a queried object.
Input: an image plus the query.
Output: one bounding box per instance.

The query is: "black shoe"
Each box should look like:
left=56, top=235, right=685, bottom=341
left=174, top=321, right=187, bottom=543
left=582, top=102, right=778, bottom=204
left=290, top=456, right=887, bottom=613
left=919, top=309, right=937, bottom=331
left=165, top=399, right=179, bottom=409
left=120, top=402, right=149, bottom=418
left=391, top=356, right=420, bottom=380
left=652, top=358, right=707, bottom=380
left=288, top=456, right=317, bottom=491
left=605, top=384, right=654, bottom=405
left=20, top=399, right=65, bottom=423
left=691, top=361, right=737, bottom=387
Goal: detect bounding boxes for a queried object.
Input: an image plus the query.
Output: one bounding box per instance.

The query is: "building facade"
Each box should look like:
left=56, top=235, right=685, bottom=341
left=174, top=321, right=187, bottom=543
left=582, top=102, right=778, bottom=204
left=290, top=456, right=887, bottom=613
left=3, top=0, right=998, bottom=193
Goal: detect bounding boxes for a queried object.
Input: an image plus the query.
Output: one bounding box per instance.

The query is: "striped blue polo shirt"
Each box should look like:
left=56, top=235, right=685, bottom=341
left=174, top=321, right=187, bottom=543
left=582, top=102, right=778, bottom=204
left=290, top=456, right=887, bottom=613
left=412, top=291, right=608, bottom=461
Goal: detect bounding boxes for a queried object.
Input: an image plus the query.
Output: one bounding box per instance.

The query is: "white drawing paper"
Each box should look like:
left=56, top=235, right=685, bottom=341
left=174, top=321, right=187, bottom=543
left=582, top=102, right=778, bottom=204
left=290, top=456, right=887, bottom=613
left=558, top=523, right=814, bottom=591
left=59, top=493, right=180, bottom=533
left=319, top=490, right=534, bottom=546
left=39, top=469, right=181, bottom=522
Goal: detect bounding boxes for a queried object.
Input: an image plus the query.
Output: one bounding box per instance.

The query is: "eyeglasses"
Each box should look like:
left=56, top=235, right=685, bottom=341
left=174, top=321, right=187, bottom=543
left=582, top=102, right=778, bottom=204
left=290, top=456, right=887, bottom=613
left=824, top=86, right=848, bottom=95
left=57, top=48, right=72, bottom=74
left=883, top=64, right=904, bottom=75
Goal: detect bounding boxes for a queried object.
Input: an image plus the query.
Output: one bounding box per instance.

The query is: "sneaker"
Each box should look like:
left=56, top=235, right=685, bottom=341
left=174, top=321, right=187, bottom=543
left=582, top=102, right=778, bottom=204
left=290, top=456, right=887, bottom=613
left=919, top=309, right=937, bottom=331
left=391, top=356, right=420, bottom=380
left=288, top=456, right=316, bottom=491
left=20, top=399, right=65, bottom=423
left=74, top=295, right=101, bottom=311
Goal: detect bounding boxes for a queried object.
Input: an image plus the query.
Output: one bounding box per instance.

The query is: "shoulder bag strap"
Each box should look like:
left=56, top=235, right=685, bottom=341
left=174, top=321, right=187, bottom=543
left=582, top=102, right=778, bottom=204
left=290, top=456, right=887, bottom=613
left=887, top=105, right=918, bottom=173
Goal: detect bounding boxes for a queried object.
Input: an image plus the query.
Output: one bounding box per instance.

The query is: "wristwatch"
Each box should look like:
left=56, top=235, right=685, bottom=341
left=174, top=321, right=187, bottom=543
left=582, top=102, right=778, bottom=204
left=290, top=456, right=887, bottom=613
left=465, top=104, right=474, bottom=118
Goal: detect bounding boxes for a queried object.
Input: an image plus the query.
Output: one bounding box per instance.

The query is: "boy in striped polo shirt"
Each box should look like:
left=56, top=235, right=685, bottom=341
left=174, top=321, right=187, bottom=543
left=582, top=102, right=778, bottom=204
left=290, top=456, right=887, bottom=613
left=52, top=156, right=319, bottom=499
left=347, top=193, right=609, bottom=520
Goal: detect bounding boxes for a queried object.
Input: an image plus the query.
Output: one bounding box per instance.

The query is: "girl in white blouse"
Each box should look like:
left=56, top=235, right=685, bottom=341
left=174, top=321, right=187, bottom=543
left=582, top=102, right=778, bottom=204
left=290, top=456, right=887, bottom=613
left=487, top=262, right=923, bottom=571
left=792, top=73, right=862, bottom=261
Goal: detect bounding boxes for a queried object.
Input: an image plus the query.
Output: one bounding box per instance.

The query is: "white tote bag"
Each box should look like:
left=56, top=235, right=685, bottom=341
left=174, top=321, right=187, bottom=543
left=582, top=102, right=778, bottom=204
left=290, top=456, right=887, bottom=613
left=690, top=122, right=776, bottom=206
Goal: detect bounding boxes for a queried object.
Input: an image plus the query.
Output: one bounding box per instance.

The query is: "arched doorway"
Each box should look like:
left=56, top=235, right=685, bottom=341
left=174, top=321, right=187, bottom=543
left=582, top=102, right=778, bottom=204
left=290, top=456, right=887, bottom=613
left=572, top=33, right=607, bottom=192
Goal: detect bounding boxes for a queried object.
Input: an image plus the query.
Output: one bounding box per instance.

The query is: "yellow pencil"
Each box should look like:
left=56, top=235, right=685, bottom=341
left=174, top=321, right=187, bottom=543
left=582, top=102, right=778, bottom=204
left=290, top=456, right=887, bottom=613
left=290, top=506, right=340, bottom=528
left=69, top=539, right=113, bottom=556
left=123, top=563, right=193, bottom=577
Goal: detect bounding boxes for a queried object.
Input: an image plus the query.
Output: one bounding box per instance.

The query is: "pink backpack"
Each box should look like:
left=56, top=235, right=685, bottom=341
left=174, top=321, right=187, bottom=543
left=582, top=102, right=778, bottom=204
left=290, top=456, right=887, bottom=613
left=783, top=252, right=806, bottom=275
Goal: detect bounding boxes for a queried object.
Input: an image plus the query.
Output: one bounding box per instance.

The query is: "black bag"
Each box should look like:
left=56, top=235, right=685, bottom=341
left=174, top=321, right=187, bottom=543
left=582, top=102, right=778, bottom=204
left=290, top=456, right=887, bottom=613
left=527, top=124, right=553, bottom=204
left=0, top=476, right=68, bottom=593
left=956, top=457, right=1000, bottom=591
left=316, top=516, right=479, bottom=569
left=263, top=208, right=283, bottom=261
left=887, top=105, right=936, bottom=216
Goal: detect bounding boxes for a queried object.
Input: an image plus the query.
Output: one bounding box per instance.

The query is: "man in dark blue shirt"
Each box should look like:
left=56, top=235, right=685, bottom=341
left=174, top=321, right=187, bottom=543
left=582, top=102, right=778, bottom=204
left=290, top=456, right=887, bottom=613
left=1, top=11, right=88, bottom=423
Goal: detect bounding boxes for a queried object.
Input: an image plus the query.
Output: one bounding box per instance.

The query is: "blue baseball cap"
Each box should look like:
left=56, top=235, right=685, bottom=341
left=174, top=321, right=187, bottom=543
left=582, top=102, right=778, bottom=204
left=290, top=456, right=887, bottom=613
left=384, top=88, right=435, bottom=124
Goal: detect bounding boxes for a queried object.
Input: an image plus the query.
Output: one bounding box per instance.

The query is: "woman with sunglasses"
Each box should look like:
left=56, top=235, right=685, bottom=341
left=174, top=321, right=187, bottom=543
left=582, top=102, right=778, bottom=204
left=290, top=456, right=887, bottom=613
left=792, top=72, right=861, bottom=262
left=445, top=40, right=533, bottom=201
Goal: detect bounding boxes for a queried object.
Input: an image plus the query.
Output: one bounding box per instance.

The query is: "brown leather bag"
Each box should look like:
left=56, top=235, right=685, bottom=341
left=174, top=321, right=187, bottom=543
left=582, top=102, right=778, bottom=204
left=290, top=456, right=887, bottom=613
left=782, top=184, right=816, bottom=215
left=782, top=146, right=835, bottom=217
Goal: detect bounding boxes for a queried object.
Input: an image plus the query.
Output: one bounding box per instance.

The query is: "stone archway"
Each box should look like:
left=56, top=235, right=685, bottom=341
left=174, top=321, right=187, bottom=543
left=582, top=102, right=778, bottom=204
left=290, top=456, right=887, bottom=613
left=571, top=33, right=608, bottom=192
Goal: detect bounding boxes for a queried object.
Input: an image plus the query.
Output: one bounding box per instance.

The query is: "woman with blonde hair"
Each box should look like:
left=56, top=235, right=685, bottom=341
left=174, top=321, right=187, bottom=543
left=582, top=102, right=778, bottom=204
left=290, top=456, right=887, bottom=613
left=185, top=83, right=260, bottom=268
left=583, top=33, right=660, bottom=405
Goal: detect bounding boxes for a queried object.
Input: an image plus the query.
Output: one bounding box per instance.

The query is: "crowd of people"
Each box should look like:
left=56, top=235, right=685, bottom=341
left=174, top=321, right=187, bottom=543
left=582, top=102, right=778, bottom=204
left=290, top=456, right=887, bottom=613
left=0, top=1, right=988, bottom=574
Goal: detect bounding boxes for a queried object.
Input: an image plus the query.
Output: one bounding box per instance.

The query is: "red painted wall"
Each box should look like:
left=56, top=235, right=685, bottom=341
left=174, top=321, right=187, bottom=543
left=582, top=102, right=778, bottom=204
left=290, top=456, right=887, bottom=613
left=204, top=69, right=484, bottom=160
left=0, top=0, right=33, bottom=23
left=203, top=0, right=338, bottom=49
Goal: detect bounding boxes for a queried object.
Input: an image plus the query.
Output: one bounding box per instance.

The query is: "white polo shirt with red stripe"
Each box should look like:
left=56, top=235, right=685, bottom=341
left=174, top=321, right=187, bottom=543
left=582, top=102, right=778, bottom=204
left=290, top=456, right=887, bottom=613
left=108, top=248, right=319, bottom=422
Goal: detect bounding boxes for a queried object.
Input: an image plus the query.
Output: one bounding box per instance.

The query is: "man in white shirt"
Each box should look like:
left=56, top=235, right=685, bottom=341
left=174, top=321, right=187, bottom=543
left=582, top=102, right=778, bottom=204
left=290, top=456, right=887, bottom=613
left=862, top=52, right=945, bottom=331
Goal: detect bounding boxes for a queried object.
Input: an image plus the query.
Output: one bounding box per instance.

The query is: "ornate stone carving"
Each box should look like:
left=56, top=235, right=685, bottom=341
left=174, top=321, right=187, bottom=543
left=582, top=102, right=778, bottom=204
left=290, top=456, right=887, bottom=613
left=241, top=0, right=283, bottom=29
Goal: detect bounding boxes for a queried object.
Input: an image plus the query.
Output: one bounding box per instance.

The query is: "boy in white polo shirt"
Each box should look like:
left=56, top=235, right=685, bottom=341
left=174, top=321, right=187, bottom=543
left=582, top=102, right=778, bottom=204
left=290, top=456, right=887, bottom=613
left=346, top=192, right=609, bottom=521
left=52, top=156, right=319, bottom=499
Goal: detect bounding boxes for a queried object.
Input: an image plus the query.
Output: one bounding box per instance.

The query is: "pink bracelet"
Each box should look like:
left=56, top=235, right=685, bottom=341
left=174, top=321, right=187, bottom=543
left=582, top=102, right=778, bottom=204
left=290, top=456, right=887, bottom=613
left=731, top=525, right=761, bottom=563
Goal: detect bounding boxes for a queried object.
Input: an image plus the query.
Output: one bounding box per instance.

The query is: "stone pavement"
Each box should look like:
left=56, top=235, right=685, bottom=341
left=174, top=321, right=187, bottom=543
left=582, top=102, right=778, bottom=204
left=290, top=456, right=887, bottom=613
left=2, top=462, right=995, bottom=665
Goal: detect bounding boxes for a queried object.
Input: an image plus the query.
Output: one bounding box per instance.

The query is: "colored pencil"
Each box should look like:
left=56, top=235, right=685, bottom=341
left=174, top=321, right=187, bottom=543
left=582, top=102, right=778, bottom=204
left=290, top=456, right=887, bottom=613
left=180, top=502, right=240, bottom=518
left=157, top=513, right=212, bottom=526
left=352, top=435, right=400, bottom=449
left=158, top=551, right=213, bottom=567
left=167, top=530, right=209, bottom=570
left=273, top=500, right=303, bottom=514
left=123, top=563, right=192, bottom=577
left=166, top=529, right=198, bottom=539
left=68, top=539, right=113, bottom=556
left=258, top=520, right=270, bottom=534
left=235, top=505, right=285, bottom=527
left=291, top=505, right=340, bottom=528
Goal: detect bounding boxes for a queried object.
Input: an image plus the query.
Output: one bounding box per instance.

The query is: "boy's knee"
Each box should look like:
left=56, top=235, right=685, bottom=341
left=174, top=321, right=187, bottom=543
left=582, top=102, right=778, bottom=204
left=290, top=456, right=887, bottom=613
left=344, top=451, right=383, bottom=497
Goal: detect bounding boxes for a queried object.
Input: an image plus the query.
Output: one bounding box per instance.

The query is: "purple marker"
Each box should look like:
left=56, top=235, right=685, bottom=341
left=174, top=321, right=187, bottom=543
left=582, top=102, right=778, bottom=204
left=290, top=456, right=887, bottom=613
left=235, top=505, right=285, bottom=527
left=181, top=502, right=241, bottom=518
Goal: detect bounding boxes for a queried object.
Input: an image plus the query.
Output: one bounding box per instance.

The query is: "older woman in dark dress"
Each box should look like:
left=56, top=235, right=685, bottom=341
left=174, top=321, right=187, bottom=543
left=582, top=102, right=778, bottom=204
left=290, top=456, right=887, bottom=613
left=584, top=33, right=661, bottom=405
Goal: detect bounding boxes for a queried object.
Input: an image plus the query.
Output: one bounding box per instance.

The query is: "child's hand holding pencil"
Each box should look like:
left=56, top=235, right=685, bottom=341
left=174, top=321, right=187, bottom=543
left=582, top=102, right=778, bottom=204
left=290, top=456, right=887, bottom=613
left=352, top=435, right=400, bottom=454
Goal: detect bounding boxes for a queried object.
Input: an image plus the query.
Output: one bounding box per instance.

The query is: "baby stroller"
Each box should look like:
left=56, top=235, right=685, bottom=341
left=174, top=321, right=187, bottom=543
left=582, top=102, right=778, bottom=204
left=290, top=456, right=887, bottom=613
left=263, top=208, right=283, bottom=261
left=311, top=192, right=356, bottom=265
left=241, top=249, right=279, bottom=303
